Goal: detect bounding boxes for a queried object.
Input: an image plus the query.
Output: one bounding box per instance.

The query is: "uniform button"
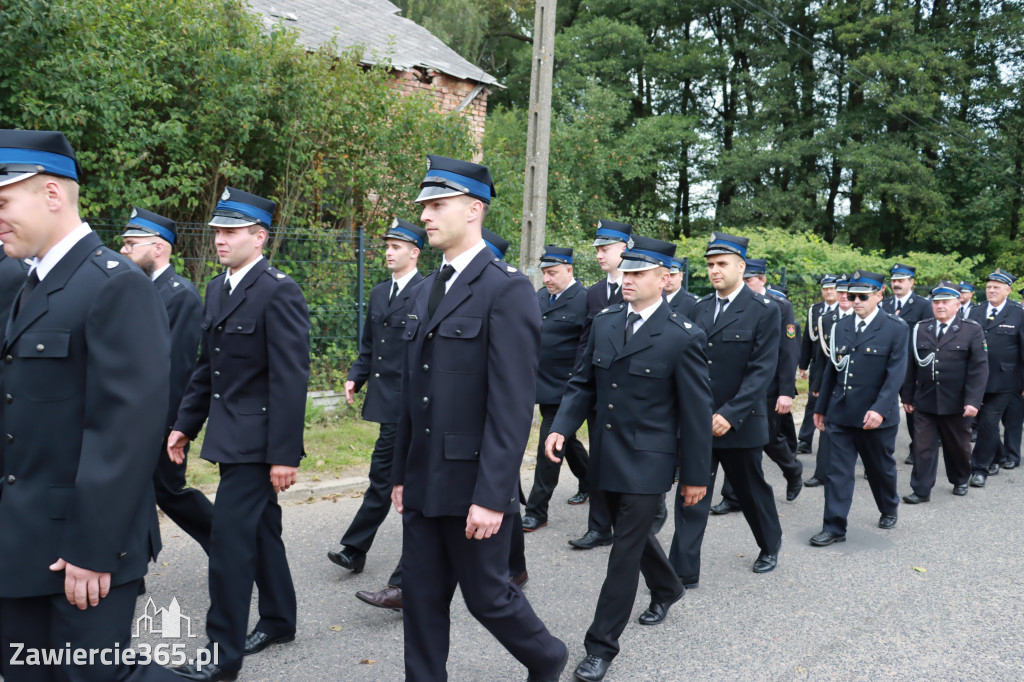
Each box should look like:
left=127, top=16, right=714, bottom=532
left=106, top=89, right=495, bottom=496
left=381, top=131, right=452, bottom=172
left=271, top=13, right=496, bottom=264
left=596, top=358, right=601, bottom=363
left=214, top=371, right=220, bottom=377
left=644, top=368, right=650, bottom=374
left=261, top=406, right=267, bottom=413
left=604, top=424, right=612, bottom=430
left=383, top=322, right=389, bottom=327
left=708, top=360, right=713, bottom=364
left=427, top=332, right=434, bottom=339
left=374, top=373, right=380, bottom=378
left=708, top=342, right=714, bottom=348
left=611, top=383, right=618, bottom=389
left=4, top=394, right=11, bottom=404
left=214, top=347, right=221, bottom=354
left=4, top=355, right=11, bottom=363
left=236, top=325, right=243, bottom=331
left=542, top=315, right=547, bottom=320
left=607, top=404, right=614, bottom=410
left=35, top=344, right=45, bottom=352
left=216, top=326, right=223, bottom=332
left=119, top=552, right=127, bottom=559
left=5, top=475, right=13, bottom=485
left=422, top=364, right=429, bottom=371
left=377, top=356, right=383, bottom=361
left=422, top=397, right=429, bottom=404
left=425, top=428, right=431, bottom=435
left=381, top=339, right=386, bottom=344
left=455, top=329, right=462, bottom=336
left=4, top=434, right=12, bottom=444
left=213, top=394, right=220, bottom=400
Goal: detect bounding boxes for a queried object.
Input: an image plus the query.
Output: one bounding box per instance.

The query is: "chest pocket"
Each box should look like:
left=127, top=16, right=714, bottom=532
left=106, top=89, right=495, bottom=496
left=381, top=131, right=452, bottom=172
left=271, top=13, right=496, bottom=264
left=225, top=317, right=256, bottom=335
left=995, top=327, right=1017, bottom=336
left=15, top=330, right=76, bottom=402
left=861, top=345, right=889, bottom=357
left=724, top=329, right=753, bottom=342
left=403, top=318, right=420, bottom=341
left=438, top=317, right=482, bottom=339
left=592, top=349, right=614, bottom=369
left=629, top=358, right=669, bottom=378
left=551, top=312, right=579, bottom=324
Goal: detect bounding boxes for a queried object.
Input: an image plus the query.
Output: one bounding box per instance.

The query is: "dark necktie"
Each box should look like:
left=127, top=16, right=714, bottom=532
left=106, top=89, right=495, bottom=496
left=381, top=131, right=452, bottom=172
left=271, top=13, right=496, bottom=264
left=427, top=264, right=456, bottom=319
left=856, top=320, right=866, bottom=335
left=220, top=278, right=232, bottom=308
left=988, top=307, right=997, bottom=321
left=608, top=282, right=620, bottom=301
left=937, top=322, right=947, bottom=339
left=389, top=280, right=399, bottom=304
left=714, top=297, right=729, bottom=322
left=896, top=299, right=903, bottom=313
left=624, top=312, right=642, bottom=343
left=548, top=293, right=556, bottom=306
left=15, top=269, right=40, bottom=320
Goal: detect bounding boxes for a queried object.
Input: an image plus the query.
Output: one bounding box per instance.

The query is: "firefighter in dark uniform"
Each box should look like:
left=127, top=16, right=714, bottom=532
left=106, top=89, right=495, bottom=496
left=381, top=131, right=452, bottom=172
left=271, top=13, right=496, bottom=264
left=0, top=129, right=176, bottom=682
left=797, top=275, right=839, bottom=454
left=997, top=287, right=1024, bottom=470
left=771, top=284, right=801, bottom=453
left=389, top=156, right=567, bottom=682
left=545, top=236, right=712, bottom=682
left=881, top=263, right=933, bottom=465
left=0, top=248, right=28, bottom=324
left=902, top=282, right=987, bottom=501
left=569, top=220, right=634, bottom=550
left=523, top=246, right=590, bottom=531
left=711, top=258, right=802, bottom=514
left=670, top=232, right=783, bottom=585
left=968, top=268, right=1024, bottom=487
left=119, top=209, right=213, bottom=557
left=959, top=281, right=977, bottom=320
left=663, top=258, right=698, bottom=318
left=168, top=188, right=310, bottom=681
left=810, top=271, right=907, bottom=546
left=328, top=219, right=425, bottom=578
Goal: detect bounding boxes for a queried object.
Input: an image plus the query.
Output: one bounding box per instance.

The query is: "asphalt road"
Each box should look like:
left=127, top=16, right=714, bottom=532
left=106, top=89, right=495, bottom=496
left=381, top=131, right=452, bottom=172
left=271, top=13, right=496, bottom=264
left=136, top=421, right=1024, bottom=681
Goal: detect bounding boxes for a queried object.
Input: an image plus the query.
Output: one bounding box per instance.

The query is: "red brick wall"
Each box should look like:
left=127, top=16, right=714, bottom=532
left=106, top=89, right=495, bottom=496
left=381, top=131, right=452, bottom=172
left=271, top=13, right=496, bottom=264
left=389, top=69, right=488, bottom=158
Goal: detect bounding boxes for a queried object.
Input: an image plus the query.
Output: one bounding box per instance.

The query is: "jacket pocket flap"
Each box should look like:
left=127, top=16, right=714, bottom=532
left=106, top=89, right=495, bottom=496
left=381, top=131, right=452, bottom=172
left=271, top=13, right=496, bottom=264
left=438, top=317, right=482, bottom=339
left=863, top=345, right=889, bottom=355
left=238, top=398, right=268, bottom=415
left=725, top=329, right=753, bottom=342
left=592, top=349, right=614, bottom=369
left=629, top=358, right=669, bottom=378
left=634, top=431, right=677, bottom=453
left=17, top=330, right=70, bottom=358
left=444, top=432, right=481, bottom=461
left=225, top=317, right=257, bottom=334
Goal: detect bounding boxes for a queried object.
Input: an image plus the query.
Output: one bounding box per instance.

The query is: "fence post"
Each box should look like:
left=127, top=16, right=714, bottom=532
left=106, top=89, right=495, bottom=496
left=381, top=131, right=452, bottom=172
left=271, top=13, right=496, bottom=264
left=356, top=225, right=365, bottom=345
left=780, top=266, right=787, bottom=289
left=683, top=257, right=690, bottom=292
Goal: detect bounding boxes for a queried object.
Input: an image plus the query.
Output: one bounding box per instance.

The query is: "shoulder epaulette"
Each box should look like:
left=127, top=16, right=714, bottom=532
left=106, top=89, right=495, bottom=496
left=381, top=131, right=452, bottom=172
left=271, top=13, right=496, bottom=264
left=887, top=312, right=909, bottom=325
left=667, top=311, right=697, bottom=333
left=262, top=264, right=290, bottom=282
left=962, top=317, right=981, bottom=327
left=699, top=293, right=715, bottom=302
left=756, top=295, right=771, bottom=307
left=597, top=303, right=625, bottom=316
left=488, top=258, right=520, bottom=277
left=89, top=247, right=130, bottom=277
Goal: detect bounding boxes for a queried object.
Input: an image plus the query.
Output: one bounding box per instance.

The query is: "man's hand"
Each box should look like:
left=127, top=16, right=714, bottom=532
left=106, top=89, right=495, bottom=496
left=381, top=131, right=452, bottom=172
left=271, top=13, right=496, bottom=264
left=712, top=414, right=732, bottom=437
left=392, top=485, right=404, bottom=513
left=963, top=405, right=979, bottom=418
left=799, top=369, right=808, bottom=380
left=344, top=380, right=357, bottom=405
left=775, top=396, right=793, bottom=415
left=466, top=504, right=503, bottom=540
left=903, top=403, right=914, bottom=414
left=680, top=485, right=707, bottom=507
left=813, top=413, right=826, bottom=431
left=812, top=391, right=819, bottom=397
left=863, top=410, right=884, bottom=430
left=270, top=465, right=298, bottom=493
left=167, top=430, right=190, bottom=465
left=544, top=433, right=565, bottom=463
left=50, top=559, right=110, bottom=610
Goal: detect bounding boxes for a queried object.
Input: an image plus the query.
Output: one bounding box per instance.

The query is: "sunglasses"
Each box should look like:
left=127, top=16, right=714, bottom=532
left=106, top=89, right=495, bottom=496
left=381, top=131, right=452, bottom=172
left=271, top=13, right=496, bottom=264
left=851, top=293, right=874, bottom=301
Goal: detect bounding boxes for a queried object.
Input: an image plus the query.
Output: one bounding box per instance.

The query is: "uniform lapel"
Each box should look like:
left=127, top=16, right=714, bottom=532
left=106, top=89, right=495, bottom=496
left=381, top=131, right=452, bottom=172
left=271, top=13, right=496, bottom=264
left=936, top=319, right=958, bottom=348
left=710, top=287, right=747, bottom=336
left=425, top=250, right=491, bottom=332
left=215, top=261, right=262, bottom=323
left=618, top=304, right=667, bottom=359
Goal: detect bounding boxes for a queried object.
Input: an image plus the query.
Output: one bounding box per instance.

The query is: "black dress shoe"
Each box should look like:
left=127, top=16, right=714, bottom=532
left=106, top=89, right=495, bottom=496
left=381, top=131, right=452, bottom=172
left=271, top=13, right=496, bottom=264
left=1003, top=461, right=1018, bottom=470
left=809, top=531, right=845, bottom=546
left=509, top=570, right=529, bottom=588
left=522, top=516, right=547, bottom=532
left=567, top=491, right=589, bottom=505
left=573, top=654, right=611, bottom=681
left=902, top=492, right=930, bottom=504
left=710, top=499, right=742, bottom=515
left=969, top=473, right=986, bottom=488
left=569, top=530, right=613, bottom=549
left=878, top=514, right=898, bottom=529
left=638, top=591, right=682, bottom=625
left=527, top=647, right=568, bottom=682
left=355, top=585, right=403, bottom=611
left=953, top=484, right=969, bottom=496
left=752, top=549, right=778, bottom=573
left=796, top=441, right=812, bottom=454
left=169, top=662, right=239, bottom=681
left=988, top=463, right=1000, bottom=476
left=785, top=476, right=802, bottom=501
left=904, top=453, right=914, bottom=465
left=327, top=546, right=365, bottom=573
left=243, top=628, right=295, bottom=656
left=804, top=476, right=824, bottom=488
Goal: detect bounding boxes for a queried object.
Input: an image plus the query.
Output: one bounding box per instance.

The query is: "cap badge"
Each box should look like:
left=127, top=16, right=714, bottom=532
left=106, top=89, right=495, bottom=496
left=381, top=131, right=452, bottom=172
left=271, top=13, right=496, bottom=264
left=221, top=188, right=230, bottom=201
left=626, top=236, right=635, bottom=250
left=684, top=322, right=692, bottom=329
left=106, top=261, right=119, bottom=269
left=391, top=218, right=399, bottom=229
left=507, top=266, right=517, bottom=272
left=130, top=208, right=138, bottom=218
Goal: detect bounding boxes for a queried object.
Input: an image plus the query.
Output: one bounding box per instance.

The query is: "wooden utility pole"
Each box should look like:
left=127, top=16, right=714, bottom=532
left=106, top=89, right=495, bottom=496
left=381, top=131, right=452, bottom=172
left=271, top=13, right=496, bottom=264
left=520, top=0, right=557, bottom=287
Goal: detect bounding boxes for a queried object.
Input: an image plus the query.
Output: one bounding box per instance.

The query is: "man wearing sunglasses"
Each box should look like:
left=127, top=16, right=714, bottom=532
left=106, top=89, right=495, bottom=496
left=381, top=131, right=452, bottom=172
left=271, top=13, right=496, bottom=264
left=811, top=271, right=908, bottom=546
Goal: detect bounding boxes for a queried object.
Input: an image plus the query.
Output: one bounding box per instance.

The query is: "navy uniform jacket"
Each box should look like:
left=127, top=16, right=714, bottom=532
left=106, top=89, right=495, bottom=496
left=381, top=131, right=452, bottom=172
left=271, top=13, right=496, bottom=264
left=666, top=288, right=698, bottom=319
left=392, top=250, right=541, bottom=517
left=691, top=285, right=781, bottom=448
left=175, top=261, right=310, bottom=467
left=968, top=303, right=1024, bottom=394
left=883, top=294, right=934, bottom=403
left=536, top=280, right=588, bottom=405
left=551, top=302, right=712, bottom=493
left=767, top=288, right=798, bottom=400
left=575, top=278, right=623, bottom=368
left=816, top=311, right=909, bottom=429
left=798, top=301, right=825, bottom=374
left=156, top=266, right=203, bottom=429
left=0, top=250, right=28, bottom=325
left=348, top=272, right=424, bottom=423
left=0, top=233, right=169, bottom=597
left=905, top=318, right=987, bottom=414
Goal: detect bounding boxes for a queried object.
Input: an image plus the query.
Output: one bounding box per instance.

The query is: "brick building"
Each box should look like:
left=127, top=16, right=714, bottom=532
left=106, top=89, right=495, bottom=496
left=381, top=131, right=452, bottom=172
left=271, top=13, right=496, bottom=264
left=249, top=0, right=498, bottom=150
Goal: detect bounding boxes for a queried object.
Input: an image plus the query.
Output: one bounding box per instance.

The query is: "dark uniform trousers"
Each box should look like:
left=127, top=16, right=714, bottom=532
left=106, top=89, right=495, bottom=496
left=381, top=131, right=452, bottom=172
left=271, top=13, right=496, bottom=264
left=391, top=249, right=563, bottom=680
left=173, top=262, right=309, bottom=674
left=721, top=402, right=803, bottom=506
left=911, top=412, right=972, bottom=494
left=968, top=302, right=1024, bottom=475
left=525, top=404, right=588, bottom=523
left=883, top=294, right=934, bottom=459
left=999, top=393, right=1024, bottom=466
left=817, top=311, right=907, bottom=535
left=799, top=394, right=818, bottom=445
left=342, top=273, right=424, bottom=557
left=670, top=286, right=782, bottom=583
left=152, top=267, right=212, bottom=553
left=811, top=309, right=848, bottom=481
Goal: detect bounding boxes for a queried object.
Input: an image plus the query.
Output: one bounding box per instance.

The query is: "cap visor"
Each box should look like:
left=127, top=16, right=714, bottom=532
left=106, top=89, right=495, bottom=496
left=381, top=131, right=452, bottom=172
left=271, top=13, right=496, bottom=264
left=209, top=215, right=257, bottom=228
left=121, top=227, right=157, bottom=238
left=415, top=185, right=466, bottom=204
left=847, top=286, right=876, bottom=294
left=539, top=262, right=564, bottom=268
left=705, top=247, right=741, bottom=257
left=0, top=171, right=38, bottom=188
left=889, top=275, right=911, bottom=280
left=618, top=260, right=660, bottom=272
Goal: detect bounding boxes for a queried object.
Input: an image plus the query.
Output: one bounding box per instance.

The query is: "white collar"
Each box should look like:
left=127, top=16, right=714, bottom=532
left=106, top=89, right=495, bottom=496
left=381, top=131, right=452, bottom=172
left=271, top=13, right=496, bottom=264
left=442, top=239, right=487, bottom=274
left=717, top=284, right=743, bottom=304
left=989, top=300, right=1006, bottom=316
left=896, top=292, right=913, bottom=306
left=627, top=298, right=662, bottom=327
left=855, top=306, right=881, bottom=329
left=31, top=223, right=92, bottom=281
left=151, top=263, right=171, bottom=282
left=227, top=254, right=264, bottom=292
left=839, top=307, right=853, bottom=318
left=665, top=289, right=680, bottom=303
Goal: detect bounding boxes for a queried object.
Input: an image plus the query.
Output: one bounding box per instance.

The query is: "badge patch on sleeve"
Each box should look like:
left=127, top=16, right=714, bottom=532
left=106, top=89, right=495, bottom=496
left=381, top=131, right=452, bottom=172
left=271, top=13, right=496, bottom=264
left=786, top=324, right=796, bottom=339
